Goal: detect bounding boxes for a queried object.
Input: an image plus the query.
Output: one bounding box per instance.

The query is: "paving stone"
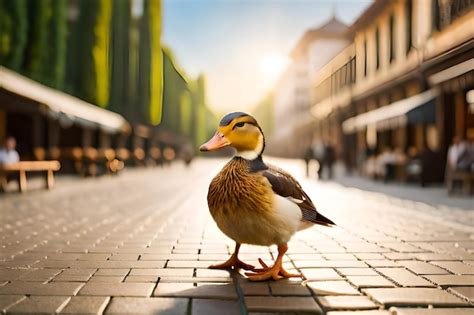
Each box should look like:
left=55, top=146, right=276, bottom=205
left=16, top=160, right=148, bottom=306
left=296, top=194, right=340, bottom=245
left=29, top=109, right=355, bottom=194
left=109, top=254, right=139, bottom=261
left=0, top=295, right=25, bottom=311
left=89, top=276, right=125, bottom=283
left=6, top=296, right=70, bottom=313
left=129, top=268, right=194, bottom=277
left=198, top=254, right=232, bottom=261
left=378, top=242, right=426, bottom=253
left=354, top=254, right=386, bottom=260
left=195, top=269, right=232, bottom=278
left=53, top=274, right=92, bottom=282
left=0, top=282, right=83, bottom=296
left=397, top=261, right=449, bottom=275
left=317, top=295, right=378, bottom=310
left=363, top=288, right=468, bottom=306
left=412, top=253, right=458, bottom=261
left=392, top=308, right=474, bottom=315
left=124, top=275, right=159, bottom=282
left=60, top=296, right=109, bottom=314
left=424, top=275, right=474, bottom=287
left=142, top=254, right=199, bottom=260
left=192, top=299, right=240, bottom=315
left=326, top=311, right=390, bottom=315
left=323, top=254, right=358, bottom=260
left=245, top=296, right=322, bottom=313
left=375, top=268, right=434, bottom=287
left=68, top=260, right=166, bottom=269
left=18, top=268, right=63, bottom=281
left=78, top=254, right=111, bottom=261
left=269, top=283, right=311, bottom=296
left=154, top=283, right=237, bottom=299
left=152, top=283, right=194, bottom=296
left=346, top=275, right=395, bottom=288
left=105, top=297, right=188, bottom=314
left=95, top=269, right=130, bottom=276
left=342, top=244, right=389, bottom=253
left=448, top=286, right=474, bottom=302
left=365, top=260, right=400, bottom=267
left=306, top=281, right=359, bottom=296
left=0, top=269, right=30, bottom=281
left=430, top=261, right=474, bottom=274
left=166, top=260, right=214, bottom=268
left=383, top=253, right=415, bottom=260
left=301, top=268, right=342, bottom=281
left=287, top=254, right=324, bottom=261
left=240, top=282, right=270, bottom=295
left=79, top=282, right=154, bottom=297
left=336, top=268, right=378, bottom=276
left=297, top=260, right=367, bottom=268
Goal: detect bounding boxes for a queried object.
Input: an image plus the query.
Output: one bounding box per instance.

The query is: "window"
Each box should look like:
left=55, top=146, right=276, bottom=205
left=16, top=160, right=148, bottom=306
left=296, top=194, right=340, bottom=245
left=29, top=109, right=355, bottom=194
left=375, top=28, right=380, bottom=70
left=431, top=0, right=440, bottom=32
left=351, top=57, right=356, bottom=83
left=431, top=0, right=473, bottom=31
left=406, top=0, right=413, bottom=54
left=364, top=39, right=368, bottom=76
left=389, top=15, right=396, bottom=63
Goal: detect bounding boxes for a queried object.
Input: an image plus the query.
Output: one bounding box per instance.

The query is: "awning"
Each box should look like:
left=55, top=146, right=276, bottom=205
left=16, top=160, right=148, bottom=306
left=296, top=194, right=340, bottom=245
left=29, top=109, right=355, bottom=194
left=428, top=58, right=473, bottom=85
left=0, top=66, right=129, bottom=134
left=342, top=89, right=438, bottom=134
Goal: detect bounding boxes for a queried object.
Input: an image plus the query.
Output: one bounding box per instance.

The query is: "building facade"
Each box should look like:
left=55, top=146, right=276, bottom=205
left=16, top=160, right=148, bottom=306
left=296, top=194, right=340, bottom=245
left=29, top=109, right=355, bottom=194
left=308, top=0, right=473, bottom=181
left=268, top=17, right=350, bottom=157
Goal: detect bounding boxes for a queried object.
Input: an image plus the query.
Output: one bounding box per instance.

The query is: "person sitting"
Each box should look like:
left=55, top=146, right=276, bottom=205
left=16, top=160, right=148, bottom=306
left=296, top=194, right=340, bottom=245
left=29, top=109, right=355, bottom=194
left=0, top=136, right=20, bottom=165
left=447, top=136, right=466, bottom=172
left=456, top=137, right=474, bottom=172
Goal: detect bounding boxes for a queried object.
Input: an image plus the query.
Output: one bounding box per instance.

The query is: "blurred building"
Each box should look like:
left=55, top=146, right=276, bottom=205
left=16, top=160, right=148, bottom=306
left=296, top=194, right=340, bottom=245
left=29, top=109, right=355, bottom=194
left=275, top=0, right=473, bottom=183
left=269, top=17, right=351, bottom=157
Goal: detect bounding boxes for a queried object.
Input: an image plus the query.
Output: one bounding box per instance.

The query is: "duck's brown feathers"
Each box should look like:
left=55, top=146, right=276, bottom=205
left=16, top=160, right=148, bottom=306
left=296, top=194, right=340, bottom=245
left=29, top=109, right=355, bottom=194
left=259, top=166, right=335, bottom=227
left=208, top=157, right=335, bottom=228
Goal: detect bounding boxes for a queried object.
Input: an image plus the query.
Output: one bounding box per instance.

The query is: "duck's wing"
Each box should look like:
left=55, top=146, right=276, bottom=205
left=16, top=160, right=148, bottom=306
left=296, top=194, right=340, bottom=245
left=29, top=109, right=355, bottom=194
left=260, top=165, right=335, bottom=227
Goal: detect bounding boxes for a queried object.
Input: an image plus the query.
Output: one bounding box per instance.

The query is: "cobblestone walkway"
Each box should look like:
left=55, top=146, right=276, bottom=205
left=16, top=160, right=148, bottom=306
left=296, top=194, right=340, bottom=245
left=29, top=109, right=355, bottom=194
left=1, top=159, right=473, bottom=314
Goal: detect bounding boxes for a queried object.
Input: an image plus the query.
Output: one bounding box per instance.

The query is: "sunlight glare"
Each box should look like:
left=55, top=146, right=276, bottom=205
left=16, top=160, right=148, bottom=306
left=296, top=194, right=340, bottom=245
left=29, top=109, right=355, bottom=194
left=259, top=54, right=289, bottom=83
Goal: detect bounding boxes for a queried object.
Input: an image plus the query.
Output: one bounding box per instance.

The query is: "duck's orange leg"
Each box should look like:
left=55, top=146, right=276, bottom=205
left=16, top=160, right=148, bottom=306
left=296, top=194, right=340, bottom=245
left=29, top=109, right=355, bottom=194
left=209, top=243, right=255, bottom=270
left=245, top=244, right=303, bottom=281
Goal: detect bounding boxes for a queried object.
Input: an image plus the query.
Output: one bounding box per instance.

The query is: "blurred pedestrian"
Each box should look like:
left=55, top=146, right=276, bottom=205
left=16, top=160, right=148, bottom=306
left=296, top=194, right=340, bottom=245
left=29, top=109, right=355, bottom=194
left=312, top=141, right=325, bottom=179
left=323, top=142, right=336, bottom=180
left=303, top=146, right=313, bottom=177
left=0, top=136, right=20, bottom=164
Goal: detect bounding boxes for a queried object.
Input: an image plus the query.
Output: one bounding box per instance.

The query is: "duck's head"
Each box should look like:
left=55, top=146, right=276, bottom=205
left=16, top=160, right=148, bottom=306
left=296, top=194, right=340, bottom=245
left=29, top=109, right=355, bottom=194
left=200, top=112, right=265, bottom=160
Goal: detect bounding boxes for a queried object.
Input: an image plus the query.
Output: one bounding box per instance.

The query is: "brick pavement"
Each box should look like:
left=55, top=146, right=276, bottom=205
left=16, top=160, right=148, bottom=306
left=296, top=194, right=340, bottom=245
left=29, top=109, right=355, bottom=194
left=0, top=159, right=473, bottom=314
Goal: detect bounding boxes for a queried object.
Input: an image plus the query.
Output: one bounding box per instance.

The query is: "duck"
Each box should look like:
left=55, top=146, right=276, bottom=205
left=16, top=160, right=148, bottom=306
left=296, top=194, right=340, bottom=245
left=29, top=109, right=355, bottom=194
left=200, top=112, right=335, bottom=281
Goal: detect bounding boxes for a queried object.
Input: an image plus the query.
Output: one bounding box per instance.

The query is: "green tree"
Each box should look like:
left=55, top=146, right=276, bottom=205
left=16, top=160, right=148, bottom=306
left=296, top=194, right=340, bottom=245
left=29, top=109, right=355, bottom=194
left=48, top=0, right=67, bottom=89
left=137, top=0, right=152, bottom=123
left=0, top=0, right=28, bottom=71
left=23, top=0, right=52, bottom=83
left=92, top=0, right=112, bottom=107
left=109, top=0, right=131, bottom=116
left=149, top=0, right=163, bottom=125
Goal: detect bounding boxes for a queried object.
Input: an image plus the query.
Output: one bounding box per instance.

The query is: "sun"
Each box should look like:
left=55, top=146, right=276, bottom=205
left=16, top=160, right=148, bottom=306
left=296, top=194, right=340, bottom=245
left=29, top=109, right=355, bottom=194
left=259, top=54, right=289, bottom=83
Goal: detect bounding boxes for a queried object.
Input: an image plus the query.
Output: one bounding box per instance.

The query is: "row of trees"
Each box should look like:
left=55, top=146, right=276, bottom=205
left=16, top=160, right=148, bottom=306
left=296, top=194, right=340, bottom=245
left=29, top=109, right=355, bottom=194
left=0, top=0, right=216, bottom=149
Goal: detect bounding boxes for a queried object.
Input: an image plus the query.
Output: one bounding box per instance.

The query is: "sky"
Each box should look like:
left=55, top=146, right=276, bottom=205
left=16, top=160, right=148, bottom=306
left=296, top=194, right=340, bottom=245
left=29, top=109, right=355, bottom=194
left=162, top=0, right=372, bottom=113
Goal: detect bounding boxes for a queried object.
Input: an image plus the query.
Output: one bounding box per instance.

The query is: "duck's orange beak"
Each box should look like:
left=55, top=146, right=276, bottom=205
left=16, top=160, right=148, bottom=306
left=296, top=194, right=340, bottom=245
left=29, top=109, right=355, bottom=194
left=200, top=132, right=230, bottom=152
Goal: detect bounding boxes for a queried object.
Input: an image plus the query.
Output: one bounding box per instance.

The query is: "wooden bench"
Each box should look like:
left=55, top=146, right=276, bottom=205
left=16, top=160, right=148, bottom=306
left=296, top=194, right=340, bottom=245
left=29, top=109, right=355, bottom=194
left=0, top=161, right=61, bottom=193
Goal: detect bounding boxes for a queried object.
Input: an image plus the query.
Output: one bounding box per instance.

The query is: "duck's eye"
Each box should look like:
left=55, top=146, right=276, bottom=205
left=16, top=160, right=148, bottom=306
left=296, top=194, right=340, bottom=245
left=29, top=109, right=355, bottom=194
left=234, top=122, right=245, bottom=128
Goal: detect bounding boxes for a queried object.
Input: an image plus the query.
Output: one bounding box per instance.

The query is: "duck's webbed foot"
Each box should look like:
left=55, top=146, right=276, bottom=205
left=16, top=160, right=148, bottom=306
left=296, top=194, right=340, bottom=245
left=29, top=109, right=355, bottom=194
left=245, top=258, right=302, bottom=281
left=209, top=253, right=255, bottom=270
